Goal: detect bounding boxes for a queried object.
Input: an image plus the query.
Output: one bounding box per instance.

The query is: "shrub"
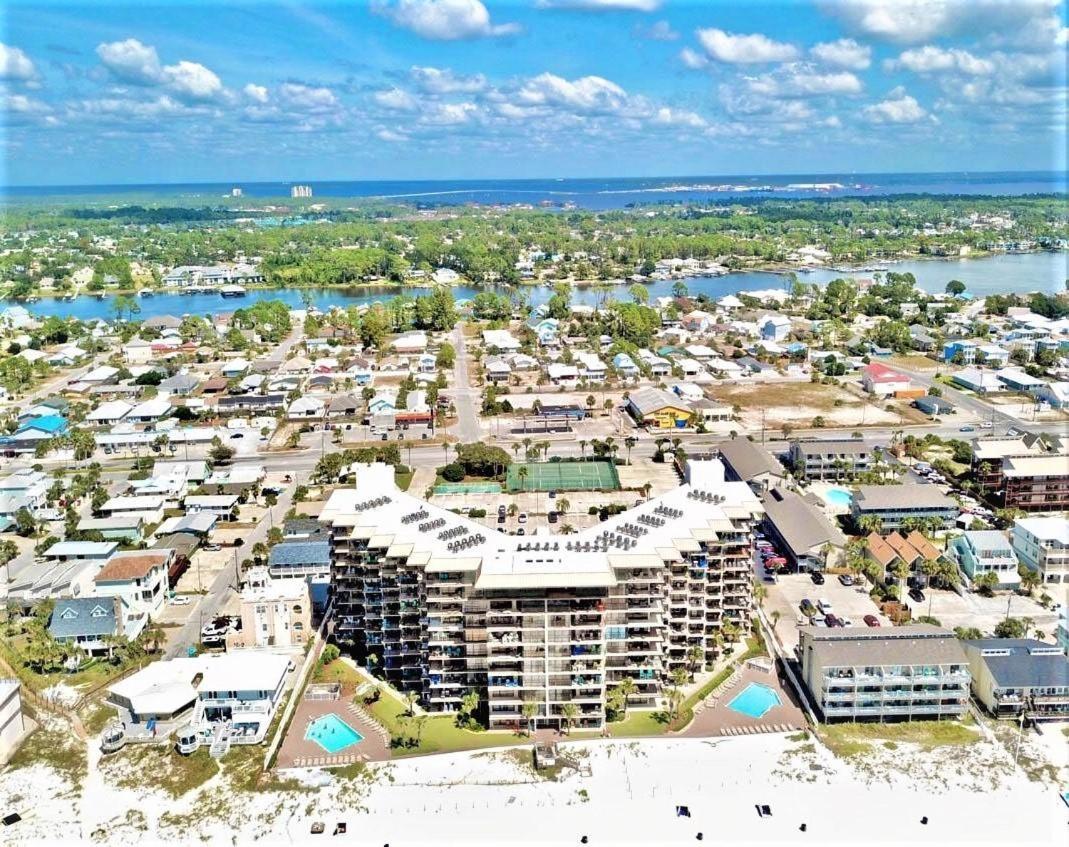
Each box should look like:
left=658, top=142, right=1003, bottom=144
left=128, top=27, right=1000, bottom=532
left=441, top=463, right=465, bottom=482
left=319, top=644, right=340, bottom=667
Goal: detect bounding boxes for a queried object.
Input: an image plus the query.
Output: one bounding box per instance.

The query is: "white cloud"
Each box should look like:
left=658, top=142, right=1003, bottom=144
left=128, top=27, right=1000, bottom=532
left=641, top=20, right=679, bottom=41
left=651, top=106, right=706, bottom=128
left=889, top=46, right=995, bottom=75
left=0, top=43, right=39, bottom=83
left=410, top=66, right=487, bottom=94
left=243, top=83, right=269, bottom=103
left=162, top=61, right=223, bottom=101
left=96, top=38, right=162, bottom=85
left=372, top=0, right=520, bottom=40
left=809, top=38, right=871, bottom=70
left=536, top=0, right=662, bottom=10
left=69, top=94, right=206, bottom=121
left=373, top=87, right=420, bottom=111
left=517, top=73, right=629, bottom=113
left=678, top=47, right=708, bottom=69
left=863, top=91, right=929, bottom=123
left=695, top=28, right=799, bottom=64
left=745, top=64, right=864, bottom=97
left=375, top=127, right=409, bottom=142
left=823, top=0, right=1061, bottom=45
left=278, top=82, right=339, bottom=113
left=4, top=93, right=50, bottom=114
left=419, top=101, right=479, bottom=125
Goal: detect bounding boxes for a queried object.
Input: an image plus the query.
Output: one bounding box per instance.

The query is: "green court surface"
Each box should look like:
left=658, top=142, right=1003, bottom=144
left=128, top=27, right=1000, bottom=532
left=506, top=461, right=620, bottom=492
left=434, top=482, right=503, bottom=495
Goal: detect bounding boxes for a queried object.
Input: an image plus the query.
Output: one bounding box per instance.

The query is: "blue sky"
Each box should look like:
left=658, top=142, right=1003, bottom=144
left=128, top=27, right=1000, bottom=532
left=1, top=0, right=1066, bottom=185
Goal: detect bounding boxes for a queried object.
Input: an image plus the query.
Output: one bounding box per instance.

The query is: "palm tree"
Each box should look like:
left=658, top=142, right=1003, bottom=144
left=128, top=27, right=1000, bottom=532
left=511, top=443, right=521, bottom=460
left=460, top=689, right=480, bottom=728
left=405, top=690, right=419, bottom=717
left=579, top=439, right=588, bottom=460
left=664, top=686, right=684, bottom=723
left=641, top=482, right=652, bottom=501
left=616, top=677, right=637, bottom=719
left=685, top=645, right=704, bottom=680
left=556, top=497, right=570, bottom=516
left=521, top=701, right=538, bottom=736
left=560, top=702, right=579, bottom=735
left=624, top=436, right=637, bottom=465
left=517, top=465, right=529, bottom=492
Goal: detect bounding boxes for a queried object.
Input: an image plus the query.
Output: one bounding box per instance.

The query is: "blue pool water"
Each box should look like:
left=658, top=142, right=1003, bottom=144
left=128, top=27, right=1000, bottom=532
left=305, top=714, right=364, bottom=754
left=823, top=487, right=854, bottom=508
left=728, top=683, right=782, bottom=719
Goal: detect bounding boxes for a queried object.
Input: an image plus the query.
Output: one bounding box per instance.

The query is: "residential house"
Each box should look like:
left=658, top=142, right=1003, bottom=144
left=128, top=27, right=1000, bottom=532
left=951, top=368, right=1003, bottom=394
left=184, top=494, right=239, bottom=521
left=852, top=484, right=959, bottom=530
left=799, top=625, right=970, bottom=722
left=1002, top=454, right=1069, bottom=513
left=864, top=530, right=941, bottom=584
left=909, top=325, right=937, bottom=351
left=758, top=314, right=791, bottom=342
left=99, top=495, right=166, bottom=525
left=482, top=330, right=521, bottom=352
left=1035, top=382, right=1069, bottom=410
left=962, top=639, right=1069, bottom=721
left=1011, top=517, right=1069, bottom=585
left=87, top=400, right=133, bottom=426
left=123, top=338, right=154, bottom=364
left=43, top=541, right=119, bottom=564
left=48, top=597, right=122, bottom=657
left=228, top=578, right=312, bottom=649
left=76, top=515, right=145, bottom=543
left=126, top=397, right=173, bottom=423
left=158, top=373, right=200, bottom=396
left=943, top=340, right=978, bottom=364
left=393, top=331, right=427, bottom=354
left=914, top=396, right=955, bottom=416
left=287, top=396, right=326, bottom=419
left=484, top=359, right=511, bottom=384
left=93, top=550, right=174, bottom=637
left=995, top=368, right=1045, bottom=394
left=948, top=530, right=1020, bottom=589
left=547, top=363, right=579, bottom=387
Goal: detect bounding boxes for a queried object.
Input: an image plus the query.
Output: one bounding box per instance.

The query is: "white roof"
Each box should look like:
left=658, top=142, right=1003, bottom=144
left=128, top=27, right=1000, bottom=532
left=80, top=365, right=119, bottom=383
left=129, top=397, right=173, bottom=419
left=1014, top=517, right=1069, bottom=543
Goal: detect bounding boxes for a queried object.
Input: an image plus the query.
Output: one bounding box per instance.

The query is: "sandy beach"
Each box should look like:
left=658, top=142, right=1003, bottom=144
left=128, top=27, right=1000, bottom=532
left=3, top=720, right=1066, bottom=847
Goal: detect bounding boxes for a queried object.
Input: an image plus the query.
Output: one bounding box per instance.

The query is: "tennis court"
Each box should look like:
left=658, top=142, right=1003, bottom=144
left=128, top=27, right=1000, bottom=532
left=434, top=481, right=503, bottom=495
left=506, top=461, right=620, bottom=492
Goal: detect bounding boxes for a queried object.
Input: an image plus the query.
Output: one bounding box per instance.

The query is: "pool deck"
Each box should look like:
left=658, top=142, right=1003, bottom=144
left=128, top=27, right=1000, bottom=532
left=275, top=692, right=391, bottom=769
left=679, top=663, right=806, bottom=739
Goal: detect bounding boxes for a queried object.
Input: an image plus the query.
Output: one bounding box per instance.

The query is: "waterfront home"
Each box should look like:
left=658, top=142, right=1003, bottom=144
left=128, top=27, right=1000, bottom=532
left=799, top=625, right=970, bottom=722
left=861, top=363, right=912, bottom=397
left=716, top=436, right=786, bottom=492
left=962, top=639, right=1069, bottom=721
left=852, top=484, right=958, bottom=530
left=1011, top=517, right=1069, bottom=585
left=48, top=597, right=122, bottom=657
left=760, top=487, right=846, bottom=572
left=93, top=550, right=174, bottom=636
left=626, top=387, right=693, bottom=429
left=106, top=652, right=290, bottom=747
left=948, top=530, right=1020, bottom=589
left=758, top=313, right=791, bottom=342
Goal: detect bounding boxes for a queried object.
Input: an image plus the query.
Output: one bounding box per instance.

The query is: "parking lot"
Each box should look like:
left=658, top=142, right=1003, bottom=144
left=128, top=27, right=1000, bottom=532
left=764, top=572, right=891, bottom=650
left=922, top=585, right=1060, bottom=636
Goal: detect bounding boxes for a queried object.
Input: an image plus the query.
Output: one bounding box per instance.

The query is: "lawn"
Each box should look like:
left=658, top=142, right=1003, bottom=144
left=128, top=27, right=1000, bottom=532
left=820, top=719, right=981, bottom=759
left=395, top=469, right=414, bottom=491
left=364, top=696, right=528, bottom=757
left=0, top=634, right=134, bottom=694
left=607, top=709, right=669, bottom=737
left=312, top=656, right=365, bottom=688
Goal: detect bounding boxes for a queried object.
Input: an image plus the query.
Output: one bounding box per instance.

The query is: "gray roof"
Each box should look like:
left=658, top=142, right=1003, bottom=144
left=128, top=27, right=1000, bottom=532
left=49, top=597, right=119, bottom=640
left=793, top=439, right=869, bottom=457
left=802, top=625, right=967, bottom=667
left=44, top=541, right=119, bottom=558
left=853, top=484, right=957, bottom=511
left=268, top=540, right=331, bottom=567
left=159, top=374, right=200, bottom=392
left=761, top=488, right=845, bottom=557
left=170, top=513, right=218, bottom=534
left=718, top=437, right=785, bottom=482
left=964, top=639, right=1069, bottom=689
left=627, top=387, right=691, bottom=416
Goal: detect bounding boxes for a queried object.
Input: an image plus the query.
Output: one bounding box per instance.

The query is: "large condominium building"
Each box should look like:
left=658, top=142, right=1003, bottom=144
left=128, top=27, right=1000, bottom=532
left=322, top=461, right=764, bottom=733
left=799, top=625, right=971, bottom=722
left=1011, top=517, right=1069, bottom=585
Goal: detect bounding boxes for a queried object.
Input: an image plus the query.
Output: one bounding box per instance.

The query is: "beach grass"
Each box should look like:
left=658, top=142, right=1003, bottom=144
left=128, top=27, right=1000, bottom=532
left=820, top=719, right=981, bottom=758
left=7, top=726, right=88, bottom=790
left=101, top=745, right=220, bottom=799
left=80, top=702, right=116, bottom=736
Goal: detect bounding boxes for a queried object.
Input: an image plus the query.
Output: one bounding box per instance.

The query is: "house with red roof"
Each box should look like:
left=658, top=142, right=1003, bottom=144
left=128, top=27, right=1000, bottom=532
left=861, top=362, right=912, bottom=397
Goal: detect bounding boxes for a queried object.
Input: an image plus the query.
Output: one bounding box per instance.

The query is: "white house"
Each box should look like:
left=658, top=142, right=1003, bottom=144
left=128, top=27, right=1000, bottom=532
left=482, top=329, right=521, bottom=352
left=861, top=363, right=912, bottom=397
left=92, top=549, right=174, bottom=637
left=123, top=338, right=154, bottom=364
left=100, top=495, right=166, bottom=525
left=287, top=396, right=326, bottom=419
left=547, top=363, right=579, bottom=386
left=575, top=352, right=607, bottom=383
left=393, top=331, right=427, bottom=354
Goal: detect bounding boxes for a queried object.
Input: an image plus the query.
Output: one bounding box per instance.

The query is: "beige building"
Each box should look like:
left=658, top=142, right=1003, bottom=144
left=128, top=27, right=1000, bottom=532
left=229, top=576, right=311, bottom=649
left=0, top=679, right=27, bottom=764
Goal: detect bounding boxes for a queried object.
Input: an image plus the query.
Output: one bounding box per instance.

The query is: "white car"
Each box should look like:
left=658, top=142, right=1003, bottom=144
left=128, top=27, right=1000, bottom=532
left=817, top=599, right=834, bottom=615
left=980, top=421, right=994, bottom=429
left=170, top=596, right=192, bottom=606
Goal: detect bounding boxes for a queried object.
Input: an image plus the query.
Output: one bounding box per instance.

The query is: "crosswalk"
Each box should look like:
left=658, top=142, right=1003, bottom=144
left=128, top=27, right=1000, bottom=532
left=719, top=723, right=797, bottom=736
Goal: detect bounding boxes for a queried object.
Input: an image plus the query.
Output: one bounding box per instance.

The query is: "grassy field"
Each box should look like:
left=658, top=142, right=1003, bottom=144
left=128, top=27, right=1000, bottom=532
left=312, top=656, right=365, bottom=687
left=712, top=381, right=856, bottom=412
left=365, top=696, right=528, bottom=757
left=889, top=355, right=940, bottom=372
left=606, top=710, right=669, bottom=737
left=100, top=745, right=220, bottom=798
left=820, top=719, right=981, bottom=758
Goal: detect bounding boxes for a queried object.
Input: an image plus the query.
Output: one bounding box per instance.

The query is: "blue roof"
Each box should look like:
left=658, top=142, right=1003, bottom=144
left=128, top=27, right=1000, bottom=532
left=49, top=597, right=119, bottom=640
left=18, top=415, right=67, bottom=435
left=268, top=540, right=331, bottom=567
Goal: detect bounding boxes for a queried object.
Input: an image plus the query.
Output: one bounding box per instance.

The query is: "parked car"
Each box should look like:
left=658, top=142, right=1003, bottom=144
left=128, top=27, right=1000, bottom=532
left=909, top=587, right=926, bottom=603
left=170, top=596, right=192, bottom=606
left=518, top=512, right=528, bottom=524
left=204, top=544, right=222, bottom=552
left=838, top=574, right=854, bottom=586
left=800, top=599, right=817, bottom=618
left=959, top=425, right=975, bottom=432
left=810, top=571, right=825, bottom=585
left=824, top=614, right=843, bottom=628
left=817, top=598, right=834, bottom=614
left=863, top=614, right=880, bottom=627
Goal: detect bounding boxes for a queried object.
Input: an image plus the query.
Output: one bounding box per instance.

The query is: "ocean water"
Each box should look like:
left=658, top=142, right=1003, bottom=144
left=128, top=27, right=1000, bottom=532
left=4, top=171, right=1066, bottom=209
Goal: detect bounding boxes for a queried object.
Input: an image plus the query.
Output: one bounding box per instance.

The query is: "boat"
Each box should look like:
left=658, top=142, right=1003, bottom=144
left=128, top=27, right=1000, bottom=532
left=220, top=285, right=247, bottom=298
left=138, top=289, right=154, bottom=297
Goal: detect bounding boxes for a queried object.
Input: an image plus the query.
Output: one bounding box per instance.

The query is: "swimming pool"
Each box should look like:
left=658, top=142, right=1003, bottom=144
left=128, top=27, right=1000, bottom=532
left=305, top=714, right=364, bottom=754
left=727, top=683, right=782, bottom=719
left=822, top=487, right=853, bottom=508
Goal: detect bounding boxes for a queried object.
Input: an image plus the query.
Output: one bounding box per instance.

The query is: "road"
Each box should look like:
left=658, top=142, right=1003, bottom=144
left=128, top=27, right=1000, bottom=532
left=164, top=481, right=296, bottom=658
left=448, top=325, right=482, bottom=443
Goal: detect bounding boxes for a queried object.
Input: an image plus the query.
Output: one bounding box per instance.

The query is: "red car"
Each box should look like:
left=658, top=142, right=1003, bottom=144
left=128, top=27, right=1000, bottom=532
left=863, top=615, right=880, bottom=627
